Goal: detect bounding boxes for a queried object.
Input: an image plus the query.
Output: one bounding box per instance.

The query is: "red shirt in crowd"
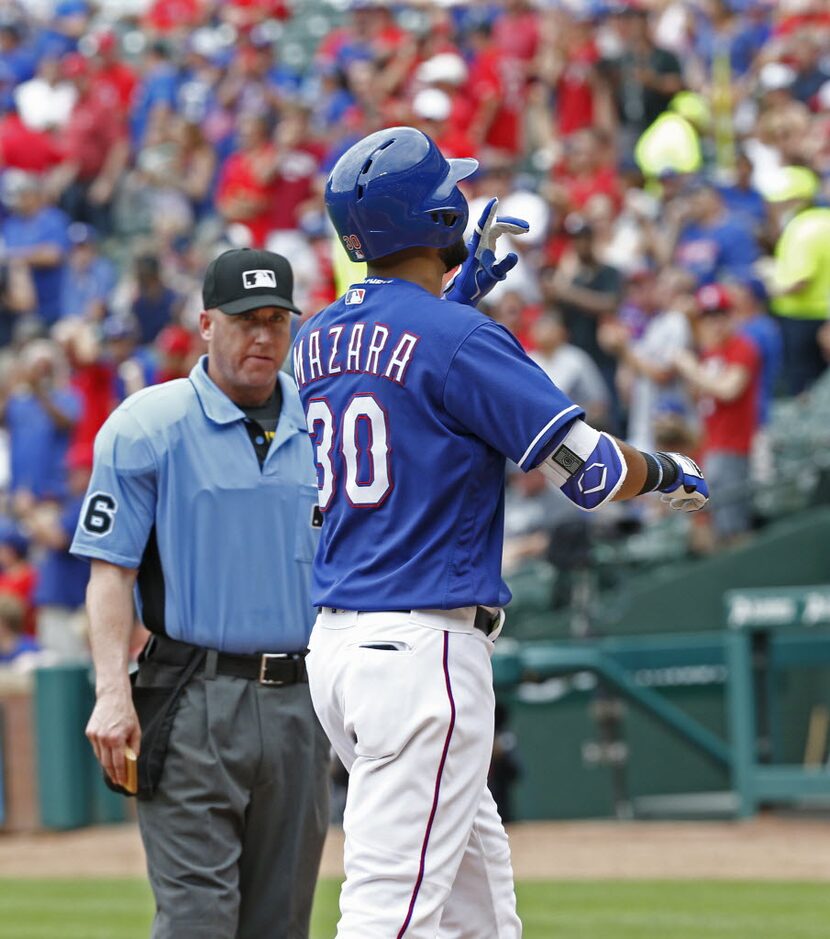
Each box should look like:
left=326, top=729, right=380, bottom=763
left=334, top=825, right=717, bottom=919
left=226, top=0, right=289, bottom=20
left=434, top=123, right=477, bottom=160
left=492, top=10, right=540, bottom=63
left=94, top=61, right=138, bottom=111
left=556, top=162, right=622, bottom=215
left=468, top=47, right=525, bottom=155
left=514, top=302, right=542, bottom=352
left=267, top=146, right=321, bottom=231
left=145, top=0, right=202, bottom=32
left=61, top=86, right=127, bottom=181
left=0, top=564, right=37, bottom=637
left=448, top=91, right=477, bottom=136
left=69, top=362, right=117, bottom=470
left=775, top=11, right=830, bottom=36
left=215, top=145, right=277, bottom=247
left=0, top=113, right=63, bottom=172
left=700, top=333, right=760, bottom=456
left=556, top=41, right=599, bottom=136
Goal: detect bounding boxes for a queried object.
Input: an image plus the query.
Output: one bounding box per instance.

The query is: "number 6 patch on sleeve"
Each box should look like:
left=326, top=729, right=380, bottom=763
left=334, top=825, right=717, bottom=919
left=82, top=492, right=118, bottom=536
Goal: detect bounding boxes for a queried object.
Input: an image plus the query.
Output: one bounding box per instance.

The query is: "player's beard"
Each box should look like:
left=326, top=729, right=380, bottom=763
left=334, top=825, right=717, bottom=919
left=438, top=238, right=469, bottom=273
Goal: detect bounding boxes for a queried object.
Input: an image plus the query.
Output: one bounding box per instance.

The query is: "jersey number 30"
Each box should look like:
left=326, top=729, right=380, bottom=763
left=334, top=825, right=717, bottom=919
left=306, top=394, right=391, bottom=509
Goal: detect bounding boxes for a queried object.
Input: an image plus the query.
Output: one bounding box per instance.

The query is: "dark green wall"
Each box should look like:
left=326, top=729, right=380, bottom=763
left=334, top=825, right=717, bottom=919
left=503, top=509, right=830, bottom=819
left=505, top=509, right=830, bottom=641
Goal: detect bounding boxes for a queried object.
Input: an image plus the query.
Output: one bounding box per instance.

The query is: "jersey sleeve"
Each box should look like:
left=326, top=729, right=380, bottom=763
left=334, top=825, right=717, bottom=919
left=443, top=320, right=584, bottom=470
left=70, top=406, right=157, bottom=568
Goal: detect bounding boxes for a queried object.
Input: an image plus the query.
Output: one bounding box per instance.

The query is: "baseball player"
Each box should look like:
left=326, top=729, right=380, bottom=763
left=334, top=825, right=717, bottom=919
left=293, top=127, right=709, bottom=938
left=72, top=249, right=330, bottom=939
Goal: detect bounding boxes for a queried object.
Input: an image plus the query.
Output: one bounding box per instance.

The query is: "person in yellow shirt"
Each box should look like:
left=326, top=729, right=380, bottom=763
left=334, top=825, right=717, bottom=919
left=765, top=166, right=830, bottom=394
left=634, top=92, right=709, bottom=181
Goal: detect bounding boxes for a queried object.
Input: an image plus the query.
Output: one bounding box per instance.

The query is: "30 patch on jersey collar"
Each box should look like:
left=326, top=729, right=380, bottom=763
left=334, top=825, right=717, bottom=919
left=345, top=288, right=365, bottom=305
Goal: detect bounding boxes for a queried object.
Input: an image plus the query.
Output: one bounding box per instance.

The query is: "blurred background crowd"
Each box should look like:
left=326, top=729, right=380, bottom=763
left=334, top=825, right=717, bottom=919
left=1, top=0, right=829, bottom=667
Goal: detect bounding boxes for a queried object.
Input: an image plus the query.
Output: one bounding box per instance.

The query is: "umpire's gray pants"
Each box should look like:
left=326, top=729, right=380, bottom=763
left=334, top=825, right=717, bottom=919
left=137, top=669, right=330, bottom=939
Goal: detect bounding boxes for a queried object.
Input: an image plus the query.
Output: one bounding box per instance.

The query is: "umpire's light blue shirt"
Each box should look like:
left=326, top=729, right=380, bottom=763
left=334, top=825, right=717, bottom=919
left=70, top=357, right=320, bottom=654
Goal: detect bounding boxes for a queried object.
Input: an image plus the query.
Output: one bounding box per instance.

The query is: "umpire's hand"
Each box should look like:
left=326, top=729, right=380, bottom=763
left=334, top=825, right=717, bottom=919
left=86, top=688, right=141, bottom=789
left=84, top=560, right=143, bottom=788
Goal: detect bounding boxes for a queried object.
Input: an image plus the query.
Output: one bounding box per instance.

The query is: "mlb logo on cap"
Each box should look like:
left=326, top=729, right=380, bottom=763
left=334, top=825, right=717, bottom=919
left=243, top=269, right=277, bottom=289
left=345, top=288, right=365, bottom=305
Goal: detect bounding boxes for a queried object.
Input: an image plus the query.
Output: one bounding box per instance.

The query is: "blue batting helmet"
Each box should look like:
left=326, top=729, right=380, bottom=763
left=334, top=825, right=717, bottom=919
left=325, top=126, right=478, bottom=262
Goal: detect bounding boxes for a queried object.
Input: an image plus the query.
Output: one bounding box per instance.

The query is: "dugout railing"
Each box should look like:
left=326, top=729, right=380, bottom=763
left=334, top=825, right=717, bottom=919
left=494, top=585, right=830, bottom=819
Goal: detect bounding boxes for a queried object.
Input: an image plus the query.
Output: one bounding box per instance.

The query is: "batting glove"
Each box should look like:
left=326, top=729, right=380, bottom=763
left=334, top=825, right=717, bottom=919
left=659, top=452, right=710, bottom=512
left=443, top=197, right=530, bottom=307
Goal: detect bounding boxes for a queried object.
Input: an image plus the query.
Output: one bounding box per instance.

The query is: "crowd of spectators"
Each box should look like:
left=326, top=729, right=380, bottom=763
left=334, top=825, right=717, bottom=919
left=1, top=0, right=829, bottom=662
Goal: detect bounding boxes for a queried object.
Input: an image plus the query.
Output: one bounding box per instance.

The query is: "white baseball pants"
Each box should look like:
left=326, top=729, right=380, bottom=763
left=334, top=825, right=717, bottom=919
left=308, top=607, right=522, bottom=939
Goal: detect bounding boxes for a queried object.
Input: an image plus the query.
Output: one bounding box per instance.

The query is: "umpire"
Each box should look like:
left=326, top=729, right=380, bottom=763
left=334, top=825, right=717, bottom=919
left=72, top=248, right=330, bottom=939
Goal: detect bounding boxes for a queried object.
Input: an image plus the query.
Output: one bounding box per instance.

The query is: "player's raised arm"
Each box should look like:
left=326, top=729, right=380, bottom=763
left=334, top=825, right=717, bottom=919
left=538, top=418, right=709, bottom=514
left=443, top=197, right=529, bottom=306
left=437, top=199, right=708, bottom=515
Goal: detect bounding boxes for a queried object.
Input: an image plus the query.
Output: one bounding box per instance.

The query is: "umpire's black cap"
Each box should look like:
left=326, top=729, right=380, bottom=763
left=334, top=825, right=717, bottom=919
left=202, top=247, right=302, bottom=315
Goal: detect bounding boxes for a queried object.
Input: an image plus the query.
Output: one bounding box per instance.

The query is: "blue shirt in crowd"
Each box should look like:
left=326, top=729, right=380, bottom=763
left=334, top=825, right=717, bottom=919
left=692, top=13, right=770, bottom=77
left=60, top=255, right=118, bottom=320
left=34, top=494, right=89, bottom=608
left=740, top=314, right=783, bottom=426
left=0, top=42, right=37, bottom=85
left=130, top=62, right=180, bottom=146
left=5, top=387, right=82, bottom=498
left=675, top=217, right=760, bottom=285
left=717, top=184, right=766, bottom=231
left=3, top=206, right=70, bottom=325
left=132, top=286, right=178, bottom=345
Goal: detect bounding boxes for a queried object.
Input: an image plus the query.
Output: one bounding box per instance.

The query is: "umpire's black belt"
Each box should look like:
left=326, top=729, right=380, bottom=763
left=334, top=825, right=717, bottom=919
left=147, top=633, right=308, bottom=686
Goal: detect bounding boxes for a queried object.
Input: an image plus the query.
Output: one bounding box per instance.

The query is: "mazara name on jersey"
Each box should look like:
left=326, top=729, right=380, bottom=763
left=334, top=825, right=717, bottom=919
left=293, top=319, right=419, bottom=389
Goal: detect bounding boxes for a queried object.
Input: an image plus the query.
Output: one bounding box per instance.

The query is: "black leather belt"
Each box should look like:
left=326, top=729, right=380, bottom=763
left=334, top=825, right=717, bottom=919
left=216, top=650, right=307, bottom=686
left=147, top=634, right=308, bottom=686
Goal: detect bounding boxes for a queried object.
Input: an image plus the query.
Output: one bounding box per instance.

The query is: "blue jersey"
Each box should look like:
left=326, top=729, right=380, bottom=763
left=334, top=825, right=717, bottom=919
left=675, top=217, right=760, bottom=286
left=293, top=278, right=583, bottom=610
left=71, top=359, right=320, bottom=654
left=35, top=495, right=89, bottom=608
left=4, top=206, right=70, bottom=325
left=6, top=387, right=82, bottom=498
